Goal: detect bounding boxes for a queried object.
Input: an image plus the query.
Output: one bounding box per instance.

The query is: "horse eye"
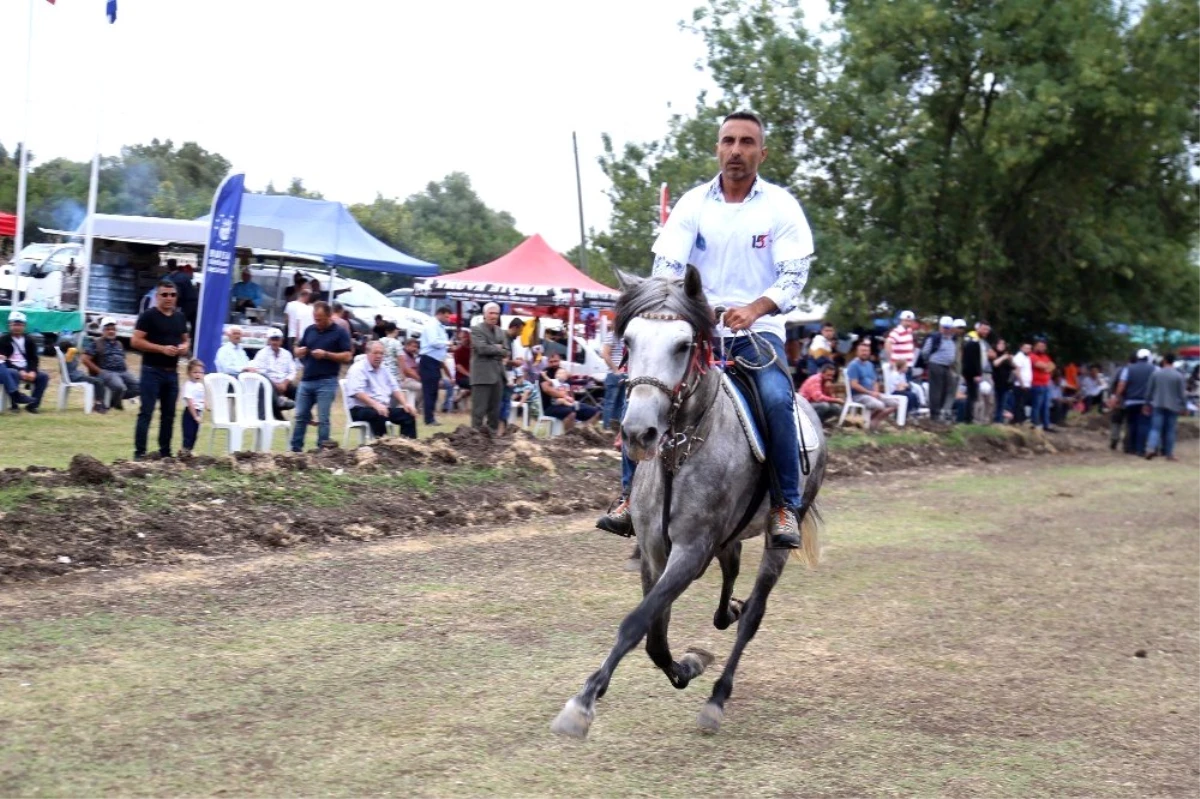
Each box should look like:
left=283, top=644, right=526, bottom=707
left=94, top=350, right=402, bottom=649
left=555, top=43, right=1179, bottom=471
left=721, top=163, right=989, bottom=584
left=674, top=342, right=690, bottom=354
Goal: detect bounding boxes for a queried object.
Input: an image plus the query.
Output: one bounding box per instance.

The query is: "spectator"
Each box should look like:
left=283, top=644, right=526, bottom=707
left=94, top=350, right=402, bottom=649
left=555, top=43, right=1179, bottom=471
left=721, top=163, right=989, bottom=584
left=398, top=337, right=424, bottom=405
left=371, top=314, right=388, bottom=340
left=1029, top=338, right=1056, bottom=432
left=962, top=320, right=994, bottom=424
left=1011, top=342, right=1034, bottom=424
left=62, top=259, right=81, bottom=308
left=1107, top=355, right=1135, bottom=451
left=284, top=288, right=314, bottom=352
left=230, top=266, right=263, bottom=314
left=798, top=359, right=843, bottom=424
left=540, top=353, right=599, bottom=430
left=282, top=271, right=309, bottom=304
left=379, top=322, right=404, bottom=384
left=1079, top=364, right=1108, bottom=413
left=308, top=278, right=327, bottom=303
left=345, top=340, right=417, bottom=439
left=452, top=329, right=472, bottom=410
left=1048, top=370, right=1072, bottom=426
left=330, top=302, right=353, bottom=338
left=500, top=320, right=526, bottom=436
left=807, top=322, right=836, bottom=374
left=214, top=326, right=252, bottom=377
left=290, top=301, right=353, bottom=452
left=990, top=339, right=1014, bottom=423
left=418, top=306, right=453, bottom=426
left=82, top=317, right=139, bottom=411
left=1113, top=348, right=1156, bottom=456
left=1145, top=353, right=1186, bottom=461
left=600, top=322, right=627, bottom=433
left=250, top=328, right=297, bottom=419
left=131, top=280, right=190, bottom=459
left=180, top=359, right=206, bottom=456
left=847, top=339, right=901, bottom=430
left=541, top=326, right=569, bottom=358
left=469, top=302, right=508, bottom=432
left=0, top=311, right=49, bottom=413
left=885, top=357, right=921, bottom=422
left=920, top=316, right=958, bottom=422
left=59, top=337, right=107, bottom=414
left=884, top=310, right=918, bottom=372
left=167, top=259, right=197, bottom=332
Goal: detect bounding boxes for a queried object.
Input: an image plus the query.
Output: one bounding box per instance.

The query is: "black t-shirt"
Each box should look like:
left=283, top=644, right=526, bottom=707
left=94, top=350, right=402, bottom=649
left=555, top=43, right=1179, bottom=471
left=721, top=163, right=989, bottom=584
left=136, top=307, right=189, bottom=370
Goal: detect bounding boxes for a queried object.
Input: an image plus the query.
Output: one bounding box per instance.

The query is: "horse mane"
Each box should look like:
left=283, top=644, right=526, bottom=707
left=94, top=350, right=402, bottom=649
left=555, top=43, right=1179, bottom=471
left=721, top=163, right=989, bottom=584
left=614, top=272, right=714, bottom=341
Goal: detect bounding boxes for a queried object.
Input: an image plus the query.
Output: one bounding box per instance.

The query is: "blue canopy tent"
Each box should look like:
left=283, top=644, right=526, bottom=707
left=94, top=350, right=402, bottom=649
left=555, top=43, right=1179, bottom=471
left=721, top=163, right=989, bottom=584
left=198, top=194, right=437, bottom=276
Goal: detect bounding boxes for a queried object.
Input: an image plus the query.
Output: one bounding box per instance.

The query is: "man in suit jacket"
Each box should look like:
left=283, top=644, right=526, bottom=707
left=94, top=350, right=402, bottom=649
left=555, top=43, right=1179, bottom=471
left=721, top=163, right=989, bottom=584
left=0, top=311, right=50, bottom=413
left=961, top=320, right=994, bottom=424
left=470, top=302, right=509, bottom=431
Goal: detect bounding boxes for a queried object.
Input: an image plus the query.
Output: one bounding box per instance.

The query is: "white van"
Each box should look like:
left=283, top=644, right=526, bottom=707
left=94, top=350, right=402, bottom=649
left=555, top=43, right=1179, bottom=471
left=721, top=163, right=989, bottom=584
left=0, top=243, right=82, bottom=308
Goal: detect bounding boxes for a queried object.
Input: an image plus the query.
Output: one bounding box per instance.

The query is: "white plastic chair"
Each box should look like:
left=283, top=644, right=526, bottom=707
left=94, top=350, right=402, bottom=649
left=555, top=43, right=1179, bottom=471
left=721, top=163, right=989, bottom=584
left=340, top=378, right=374, bottom=447
left=533, top=412, right=565, bottom=438
left=238, top=372, right=291, bottom=452
left=55, top=349, right=95, bottom=413
left=837, top=368, right=868, bottom=428
left=204, top=373, right=259, bottom=453
left=509, top=399, right=530, bottom=429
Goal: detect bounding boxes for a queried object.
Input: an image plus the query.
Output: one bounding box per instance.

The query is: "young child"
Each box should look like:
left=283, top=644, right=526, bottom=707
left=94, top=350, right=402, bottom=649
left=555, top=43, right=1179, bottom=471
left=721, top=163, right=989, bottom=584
left=181, top=359, right=206, bottom=455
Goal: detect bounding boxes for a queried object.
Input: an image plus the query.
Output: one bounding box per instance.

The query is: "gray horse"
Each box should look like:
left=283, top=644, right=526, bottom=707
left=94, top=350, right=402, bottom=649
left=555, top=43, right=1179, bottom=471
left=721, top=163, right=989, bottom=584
left=551, top=266, right=827, bottom=738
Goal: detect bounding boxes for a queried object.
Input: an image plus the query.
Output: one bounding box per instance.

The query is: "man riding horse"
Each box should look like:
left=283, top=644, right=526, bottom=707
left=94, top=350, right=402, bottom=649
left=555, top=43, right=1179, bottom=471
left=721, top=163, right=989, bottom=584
left=598, top=110, right=815, bottom=549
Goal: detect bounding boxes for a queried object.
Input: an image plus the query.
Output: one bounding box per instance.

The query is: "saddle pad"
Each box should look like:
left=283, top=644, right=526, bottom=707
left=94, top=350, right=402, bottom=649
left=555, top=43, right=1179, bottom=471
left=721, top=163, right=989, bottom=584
left=720, top=373, right=822, bottom=461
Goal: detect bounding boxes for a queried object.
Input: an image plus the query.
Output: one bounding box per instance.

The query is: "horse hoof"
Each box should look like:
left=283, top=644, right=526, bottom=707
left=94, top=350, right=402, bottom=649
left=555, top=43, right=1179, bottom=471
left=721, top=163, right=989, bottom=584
left=550, top=697, right=593, bottom=740
left=681, top=646, right=716, bottom=676
left=697, top=702, right=724, bottom=734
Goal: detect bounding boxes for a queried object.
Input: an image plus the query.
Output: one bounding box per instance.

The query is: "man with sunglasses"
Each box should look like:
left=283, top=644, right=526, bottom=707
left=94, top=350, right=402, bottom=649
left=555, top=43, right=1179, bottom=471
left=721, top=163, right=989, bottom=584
left=131, top=279, right=190, bottom=459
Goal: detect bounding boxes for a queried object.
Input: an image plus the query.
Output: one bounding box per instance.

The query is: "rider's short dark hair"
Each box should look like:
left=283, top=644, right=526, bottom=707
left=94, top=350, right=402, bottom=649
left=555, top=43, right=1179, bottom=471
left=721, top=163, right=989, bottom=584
left=722, top=111, right=765, bottom=140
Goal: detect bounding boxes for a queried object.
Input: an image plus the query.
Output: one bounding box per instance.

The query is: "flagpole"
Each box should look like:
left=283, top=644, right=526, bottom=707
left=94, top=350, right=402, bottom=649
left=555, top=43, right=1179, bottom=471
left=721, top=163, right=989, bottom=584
left=14, top=0, right=36, bottom=257
left=572, top=131, right=587, bottom=273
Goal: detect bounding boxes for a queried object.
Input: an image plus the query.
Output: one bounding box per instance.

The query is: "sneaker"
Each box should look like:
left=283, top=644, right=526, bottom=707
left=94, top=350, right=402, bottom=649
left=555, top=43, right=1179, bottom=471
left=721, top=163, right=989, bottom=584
left=596, top=494, right=634, bottom=537
left=93, top=403, right=109, bottom=414
left=279, top=399, right=296, bottom=410
left=25, top=404, right=40, bottom=414
left=767, top=506, right=801, bottom=549
left=11, top=392, right=31, bottom=406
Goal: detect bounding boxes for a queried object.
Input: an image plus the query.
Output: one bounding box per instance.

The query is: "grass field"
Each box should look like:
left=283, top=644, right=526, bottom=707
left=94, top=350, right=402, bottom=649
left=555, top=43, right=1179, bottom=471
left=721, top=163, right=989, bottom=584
left=1, top=444, right=1196, bottom=797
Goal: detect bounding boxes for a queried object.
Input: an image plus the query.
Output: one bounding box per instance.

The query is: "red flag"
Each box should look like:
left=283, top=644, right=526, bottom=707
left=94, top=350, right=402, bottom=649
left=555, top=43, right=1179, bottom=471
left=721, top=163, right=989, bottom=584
left=659, top=182, right=670, bottom=225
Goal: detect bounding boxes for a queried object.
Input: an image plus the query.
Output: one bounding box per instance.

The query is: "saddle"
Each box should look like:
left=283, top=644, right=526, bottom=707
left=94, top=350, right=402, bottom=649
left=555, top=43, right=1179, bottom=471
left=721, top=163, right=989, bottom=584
left=720, top=371, right=820, bottom=467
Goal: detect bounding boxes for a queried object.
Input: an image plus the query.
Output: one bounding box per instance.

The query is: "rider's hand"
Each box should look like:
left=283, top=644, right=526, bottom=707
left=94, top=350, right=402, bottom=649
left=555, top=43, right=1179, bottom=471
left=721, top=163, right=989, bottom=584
left=723, top=305, right=760, bottom=332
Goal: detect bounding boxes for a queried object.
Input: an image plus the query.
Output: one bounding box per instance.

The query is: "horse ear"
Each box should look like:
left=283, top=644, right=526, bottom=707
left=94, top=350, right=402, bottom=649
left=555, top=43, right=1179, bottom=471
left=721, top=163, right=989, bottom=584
left=615, top=268, right=644, bottom=291
left=683, top=264, right=703, bottom=299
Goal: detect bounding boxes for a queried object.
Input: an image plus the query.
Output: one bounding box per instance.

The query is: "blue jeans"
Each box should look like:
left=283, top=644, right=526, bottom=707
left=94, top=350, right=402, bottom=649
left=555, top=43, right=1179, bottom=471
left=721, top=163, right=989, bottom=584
left=619, top=332, right=802, bottom=509
left=1146, top=408, right=1178, bottom=457
left=1124, top=403, right=1150, bottom=455
left=135, top=366, right=179, bottom=457
left=1030, top=385, right=1051, bottom=430
left=603, top=372, right=627, bottom=430
left=290, top=376, right=338, bottom=452
left=499, top=383, right=513, bottom=424
left=2, top=365, right=49, bottom=407
left=419, top=355, right=443, bottom=424
left=181, top=412, right=201, bottom=451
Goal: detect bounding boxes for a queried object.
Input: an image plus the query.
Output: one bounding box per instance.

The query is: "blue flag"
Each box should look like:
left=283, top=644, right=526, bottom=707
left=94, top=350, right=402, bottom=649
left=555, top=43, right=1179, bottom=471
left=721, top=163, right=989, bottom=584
left=194, top=173, right=245, bottom=371
left=106, top=0, right=116, bottom=23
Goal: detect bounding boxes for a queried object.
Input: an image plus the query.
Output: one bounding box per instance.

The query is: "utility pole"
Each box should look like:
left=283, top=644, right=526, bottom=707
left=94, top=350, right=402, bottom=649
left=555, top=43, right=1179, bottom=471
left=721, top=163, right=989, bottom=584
left=572, top=131, right=587, bottom=273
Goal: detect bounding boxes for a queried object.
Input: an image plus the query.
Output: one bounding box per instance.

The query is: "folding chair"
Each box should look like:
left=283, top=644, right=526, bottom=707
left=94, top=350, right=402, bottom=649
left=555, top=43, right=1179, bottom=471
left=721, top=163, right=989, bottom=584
left=340, top=378, right=374, bottom=447
left=238, top=372, right=291, bottom=452
left=204, top=373, right=259, bottom=453
left=55, top=349, right=95, bottom=413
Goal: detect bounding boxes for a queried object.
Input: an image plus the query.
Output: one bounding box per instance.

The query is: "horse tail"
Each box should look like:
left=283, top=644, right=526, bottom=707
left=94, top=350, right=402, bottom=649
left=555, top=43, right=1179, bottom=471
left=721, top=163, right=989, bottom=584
left=793, top=501, right=822, bottom=569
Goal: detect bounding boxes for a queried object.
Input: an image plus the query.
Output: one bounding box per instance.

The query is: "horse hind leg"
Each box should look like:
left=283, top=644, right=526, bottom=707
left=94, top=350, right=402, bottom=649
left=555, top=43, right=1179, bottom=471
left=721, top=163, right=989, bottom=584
left=698, top=547, right=790, bottom=734
left=713, top=541, right=743, bottom=630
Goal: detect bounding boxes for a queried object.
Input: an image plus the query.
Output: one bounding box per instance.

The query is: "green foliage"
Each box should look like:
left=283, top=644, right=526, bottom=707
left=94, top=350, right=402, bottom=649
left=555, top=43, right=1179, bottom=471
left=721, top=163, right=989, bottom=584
left=595, top=0, right=1199, bottom=359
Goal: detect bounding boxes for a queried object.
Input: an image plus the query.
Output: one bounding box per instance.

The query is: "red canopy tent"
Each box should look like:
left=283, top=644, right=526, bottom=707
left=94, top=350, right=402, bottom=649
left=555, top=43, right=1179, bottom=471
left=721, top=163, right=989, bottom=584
left=414, top=234, right=619, bottom=308
left=0, top=212, right=17, bottom=238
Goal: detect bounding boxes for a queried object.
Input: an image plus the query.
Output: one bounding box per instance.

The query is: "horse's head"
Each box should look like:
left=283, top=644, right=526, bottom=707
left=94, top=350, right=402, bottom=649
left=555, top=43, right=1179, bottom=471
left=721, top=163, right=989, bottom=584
left=615, top=265, right=713, bottom=461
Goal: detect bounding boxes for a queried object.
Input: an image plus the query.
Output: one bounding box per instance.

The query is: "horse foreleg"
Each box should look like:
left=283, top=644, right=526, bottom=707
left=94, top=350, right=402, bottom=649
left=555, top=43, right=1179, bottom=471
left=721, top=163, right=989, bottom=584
left=698, top=547, right=789, bottom=734
left=645, top=601, right=716, bottom=691
left=551, top=545, right=709, bottom=740
left=713, top=541, right=743, bottom=630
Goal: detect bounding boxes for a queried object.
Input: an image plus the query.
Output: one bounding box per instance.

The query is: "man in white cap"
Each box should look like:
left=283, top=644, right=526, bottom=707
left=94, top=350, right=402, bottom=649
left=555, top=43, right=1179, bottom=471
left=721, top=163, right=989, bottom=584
left=920, top=316, right=959, bottom=422
left=884, top=310, right=918, bottom=372
left=251, top=328, right=297, bottom=419
left=0, top=311, right=50, bottom=413
left=1112, top=348, right=1156, bottom=455
left=82, top=317, right=139, bottom=411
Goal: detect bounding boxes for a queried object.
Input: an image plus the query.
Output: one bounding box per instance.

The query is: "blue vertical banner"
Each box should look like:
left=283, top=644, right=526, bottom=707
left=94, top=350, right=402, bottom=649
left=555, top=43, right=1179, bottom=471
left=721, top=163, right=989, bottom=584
left=194, top=173, right=245, bottom=371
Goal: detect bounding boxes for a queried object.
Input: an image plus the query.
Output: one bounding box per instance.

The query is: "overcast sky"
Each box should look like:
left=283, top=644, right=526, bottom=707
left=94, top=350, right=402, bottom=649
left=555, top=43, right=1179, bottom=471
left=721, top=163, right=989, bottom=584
left=2, top=0, right=828, bottom=258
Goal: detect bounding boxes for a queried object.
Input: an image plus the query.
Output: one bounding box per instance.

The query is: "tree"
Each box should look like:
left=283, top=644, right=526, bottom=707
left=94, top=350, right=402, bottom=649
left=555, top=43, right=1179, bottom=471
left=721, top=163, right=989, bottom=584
left=595, top=0, right=1199, bottom=358
left=402, top=172, right=524, bottom=270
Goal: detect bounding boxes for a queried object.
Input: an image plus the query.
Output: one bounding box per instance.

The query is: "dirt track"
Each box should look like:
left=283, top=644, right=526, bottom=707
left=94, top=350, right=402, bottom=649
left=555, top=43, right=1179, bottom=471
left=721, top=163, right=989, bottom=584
left=0, top=440, right=1197, bottom=797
